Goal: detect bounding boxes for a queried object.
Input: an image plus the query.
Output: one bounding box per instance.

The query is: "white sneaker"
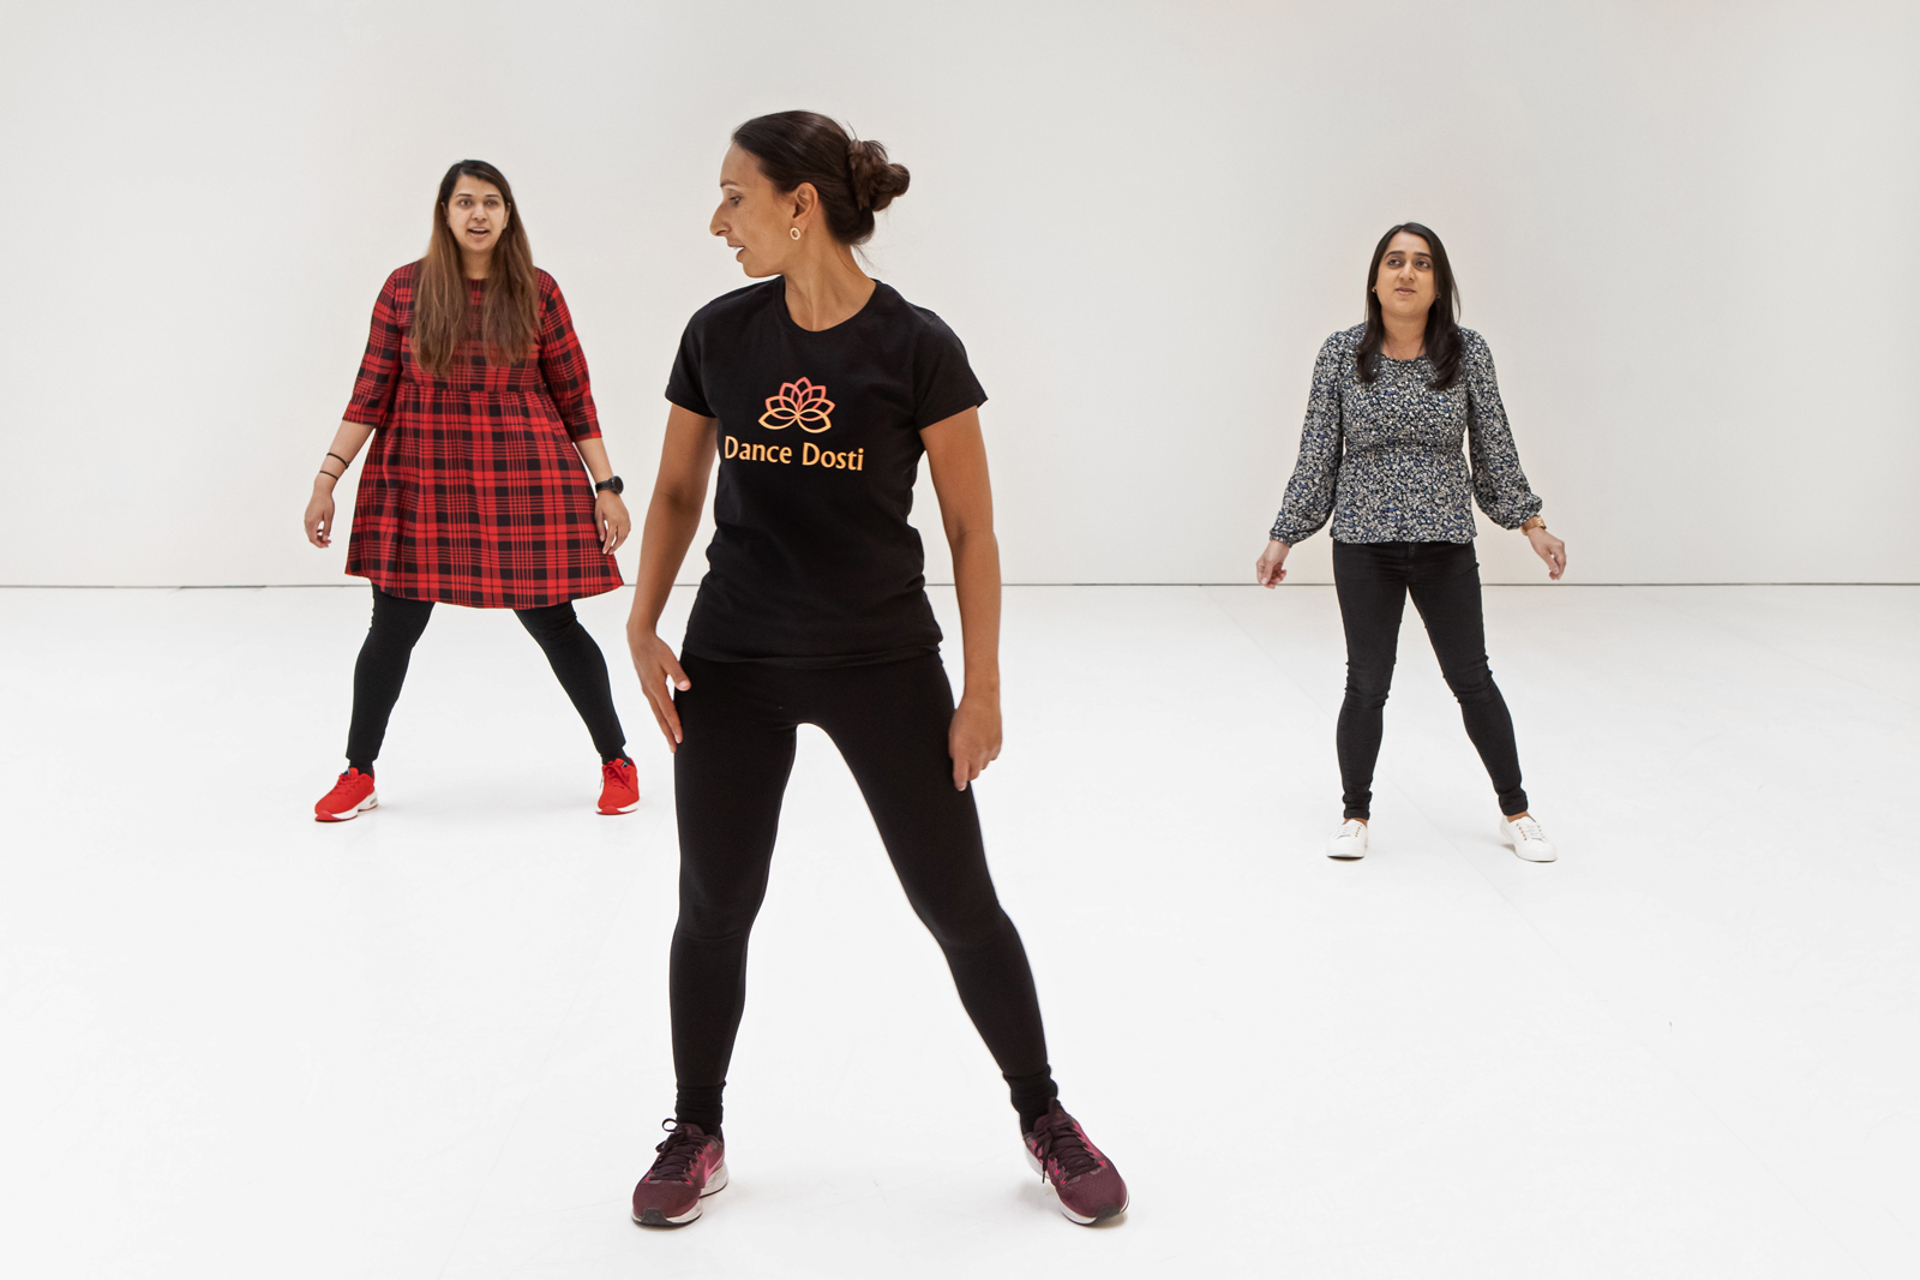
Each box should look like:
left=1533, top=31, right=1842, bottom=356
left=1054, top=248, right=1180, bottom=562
left=1327, top=819, right=1369, bottom=860
left=1502, top=815, right=1557, bottom=862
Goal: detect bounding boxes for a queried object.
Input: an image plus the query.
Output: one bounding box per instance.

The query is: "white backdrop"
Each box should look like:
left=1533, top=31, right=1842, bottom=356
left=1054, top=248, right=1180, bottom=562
left=0, top=0, right=1914, bottom=587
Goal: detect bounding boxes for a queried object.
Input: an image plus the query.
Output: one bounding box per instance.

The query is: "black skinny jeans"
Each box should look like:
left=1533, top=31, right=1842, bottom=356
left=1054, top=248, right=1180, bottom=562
left=344, top=585, right=626, bottom=769
left=669, top=651, right=1057, bottom=1133
left=1332, top=541, right=1528, bottom=821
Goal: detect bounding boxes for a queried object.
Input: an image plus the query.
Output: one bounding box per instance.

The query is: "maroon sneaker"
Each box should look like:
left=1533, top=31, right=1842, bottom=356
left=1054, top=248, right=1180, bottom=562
left=631, top=1120, right=727, bottom=1228
left=1023, top=1102, right=1128, bottom=1224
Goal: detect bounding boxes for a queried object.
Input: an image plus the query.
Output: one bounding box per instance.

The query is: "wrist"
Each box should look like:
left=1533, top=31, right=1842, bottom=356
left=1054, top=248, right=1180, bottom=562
left=314, top=473, right=339, bottom=491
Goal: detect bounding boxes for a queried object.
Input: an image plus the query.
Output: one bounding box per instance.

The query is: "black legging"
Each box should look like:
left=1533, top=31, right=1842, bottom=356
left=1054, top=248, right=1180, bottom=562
left=1333, top=540, right=1528, bottom=820
left=344, top=585, right=626, bottom=769
left=669, top=651, right=1057, bottom=1133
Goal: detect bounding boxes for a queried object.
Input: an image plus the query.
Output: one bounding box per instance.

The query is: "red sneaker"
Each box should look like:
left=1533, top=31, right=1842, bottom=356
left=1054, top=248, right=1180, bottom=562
left=598, top=758, right=640, bottom=815
left=314, top=768, right=377, bottom=823
left=1024, top=1102, right=1128, bottom=1224
left=631, top=1120, right=727, bottom=1227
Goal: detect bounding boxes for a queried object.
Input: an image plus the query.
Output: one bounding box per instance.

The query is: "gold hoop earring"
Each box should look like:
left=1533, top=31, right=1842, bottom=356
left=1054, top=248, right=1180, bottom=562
left=790, top=227, right=801, bottom=241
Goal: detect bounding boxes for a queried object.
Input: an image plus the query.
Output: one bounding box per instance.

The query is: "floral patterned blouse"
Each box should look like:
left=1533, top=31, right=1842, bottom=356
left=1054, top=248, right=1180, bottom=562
left=1269, top=325, right=1543, bottom=545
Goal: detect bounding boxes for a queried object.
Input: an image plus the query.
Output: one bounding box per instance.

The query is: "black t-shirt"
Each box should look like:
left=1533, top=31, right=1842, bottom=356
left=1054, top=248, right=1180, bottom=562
left=666, top=279, right=987, bottom=666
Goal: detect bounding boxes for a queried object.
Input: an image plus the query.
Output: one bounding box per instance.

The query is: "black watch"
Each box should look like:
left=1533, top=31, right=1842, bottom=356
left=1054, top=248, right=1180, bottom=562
left=594, top=475, right=624, bottom=496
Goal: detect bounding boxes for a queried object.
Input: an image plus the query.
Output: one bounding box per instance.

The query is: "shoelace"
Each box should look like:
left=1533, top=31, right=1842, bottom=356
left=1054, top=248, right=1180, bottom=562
left=603, top=760, right=625, bottom=785
left=1031, top=1112, right=1102, bottom=1179
left=1338, top=821, right=1365, bottom=837
left=646, top=1120, right=706, bottom=1182
left=1512, top=818, right=1545, bottom=842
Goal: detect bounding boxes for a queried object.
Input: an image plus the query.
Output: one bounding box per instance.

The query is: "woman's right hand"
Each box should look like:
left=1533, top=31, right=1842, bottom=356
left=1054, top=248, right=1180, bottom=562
left=304, top=480, right=336, bottom=548
left=1255, top=539, right=1291, bottom=587
left=628, top=628, right=691, bottom=751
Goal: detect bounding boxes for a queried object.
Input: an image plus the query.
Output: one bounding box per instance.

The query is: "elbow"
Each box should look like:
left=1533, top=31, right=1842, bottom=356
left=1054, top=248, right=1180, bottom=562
left=945, top=524, right=998, bottom=562
left=657, top=483, right=707, bottom=519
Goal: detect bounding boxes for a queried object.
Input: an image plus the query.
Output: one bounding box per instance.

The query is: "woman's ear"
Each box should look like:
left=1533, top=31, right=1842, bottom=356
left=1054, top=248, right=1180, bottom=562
left=791, top=182, right=818, bottom=226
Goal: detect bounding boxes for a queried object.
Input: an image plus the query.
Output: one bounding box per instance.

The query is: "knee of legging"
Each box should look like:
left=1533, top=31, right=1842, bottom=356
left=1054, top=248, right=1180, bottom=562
left=914, top=894, right=1011, bottom=952
left=1342, top=679, right=1391, bottom=709
left=674, top=904, right=759, bottom=945
left=675, top=881, right=766, bottom=938
left=1442, top=665, right=1497, bottom=703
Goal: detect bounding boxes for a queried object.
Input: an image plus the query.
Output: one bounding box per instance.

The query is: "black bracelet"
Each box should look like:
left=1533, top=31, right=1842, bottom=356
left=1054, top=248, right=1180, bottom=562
left=318, top=468, right=343, bottom=481
left=326, top=452, right=349, bottom=466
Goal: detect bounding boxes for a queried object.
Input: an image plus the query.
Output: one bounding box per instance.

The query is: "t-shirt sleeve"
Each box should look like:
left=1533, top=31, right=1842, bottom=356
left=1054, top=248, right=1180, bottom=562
left=911, top=315, right=987, bottom=429
left=664, top=318, right=713, bottom=417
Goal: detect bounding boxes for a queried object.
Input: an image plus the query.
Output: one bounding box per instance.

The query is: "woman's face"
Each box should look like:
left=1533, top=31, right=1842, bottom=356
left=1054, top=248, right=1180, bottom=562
left=445, top=176, right=509, bottom=259
left=1373, top=231, right=1437, bottom=322
left=711, top=144, right=803, bottom=278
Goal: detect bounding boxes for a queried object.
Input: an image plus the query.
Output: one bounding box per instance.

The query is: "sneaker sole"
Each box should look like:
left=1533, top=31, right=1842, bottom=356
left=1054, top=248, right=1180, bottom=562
left=315, top=793, right=378, bottom=823
left=1512, top=845, right=1557, bottom=863
left=1026, top=1150, right=1128, bottom=1225
left=632, top=1162, right=727, bottom=1228
left=598, top=799, right=641, bottom=815
left=1327, top=848, right=1365, bottom=860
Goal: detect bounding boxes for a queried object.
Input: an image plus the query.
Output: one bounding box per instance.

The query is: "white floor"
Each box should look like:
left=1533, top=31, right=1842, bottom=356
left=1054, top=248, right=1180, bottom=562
left=1, top=584, right=1915, bottom=1278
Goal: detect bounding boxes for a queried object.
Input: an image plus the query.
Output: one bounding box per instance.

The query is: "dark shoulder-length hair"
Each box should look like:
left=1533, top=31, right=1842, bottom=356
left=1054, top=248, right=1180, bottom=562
left=413, top=159, right=540, bottom=377
left=1356, top=221, right=1461, bottom=390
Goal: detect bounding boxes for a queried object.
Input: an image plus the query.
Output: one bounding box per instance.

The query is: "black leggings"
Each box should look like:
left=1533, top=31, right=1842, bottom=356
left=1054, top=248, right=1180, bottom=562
left=1332, top=541, right=1528, bottom=821
left=344, top=585, right=626, bottom=769
left=669, top=651, right=1057, bottom=1133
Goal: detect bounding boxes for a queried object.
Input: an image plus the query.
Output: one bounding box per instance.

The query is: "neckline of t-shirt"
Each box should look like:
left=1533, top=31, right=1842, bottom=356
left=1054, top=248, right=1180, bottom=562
left=774, top=277, right=885, bottom=337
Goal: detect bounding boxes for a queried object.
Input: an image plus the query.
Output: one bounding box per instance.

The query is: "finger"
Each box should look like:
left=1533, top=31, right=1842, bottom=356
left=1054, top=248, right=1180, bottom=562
left=661, top=651, right=691, bottom=692
left=661, top=680, right=685, bottom=744
left=647, top=701, right=678, bottom=752
left=643, top=679, right=683, bottom=749
left=952, top=753, right=968, bottom=791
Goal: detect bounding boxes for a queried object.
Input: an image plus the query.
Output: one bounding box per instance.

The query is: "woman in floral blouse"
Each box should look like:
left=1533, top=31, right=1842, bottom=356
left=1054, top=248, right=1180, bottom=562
left=1257, top=222, right=1567, bottom=863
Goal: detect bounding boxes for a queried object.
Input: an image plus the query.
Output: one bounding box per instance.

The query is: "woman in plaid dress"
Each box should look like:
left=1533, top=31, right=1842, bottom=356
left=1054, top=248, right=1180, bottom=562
left=302, top=160, right=638, bottom=821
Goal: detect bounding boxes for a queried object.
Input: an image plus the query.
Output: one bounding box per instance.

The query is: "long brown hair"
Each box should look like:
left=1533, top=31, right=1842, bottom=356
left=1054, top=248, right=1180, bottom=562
left=412, top=160, right=539, bottom=376
left=1356, top=221, right=1462, bottom=390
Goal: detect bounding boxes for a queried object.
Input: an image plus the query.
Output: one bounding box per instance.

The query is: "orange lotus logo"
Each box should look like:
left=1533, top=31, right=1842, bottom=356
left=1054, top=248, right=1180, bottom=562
left=758, top=378, right=834, bottom=433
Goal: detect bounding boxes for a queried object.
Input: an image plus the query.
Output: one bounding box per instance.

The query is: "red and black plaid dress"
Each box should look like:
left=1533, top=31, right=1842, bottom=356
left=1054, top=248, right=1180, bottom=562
left=341, top=263, right=623, bottom=608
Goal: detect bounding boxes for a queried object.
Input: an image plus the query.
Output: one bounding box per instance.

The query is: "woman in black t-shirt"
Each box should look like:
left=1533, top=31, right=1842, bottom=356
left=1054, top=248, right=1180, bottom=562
left=622, top=112, right=1126, bottom=1230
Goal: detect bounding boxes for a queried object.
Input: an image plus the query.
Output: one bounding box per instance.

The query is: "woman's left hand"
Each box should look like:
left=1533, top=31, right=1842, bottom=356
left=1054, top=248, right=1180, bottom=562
left=595, top=492, right=631, bottom=555
left=949, top=693, right=1003, bottom=791
left=1527, top=525, right=1567, bottom=580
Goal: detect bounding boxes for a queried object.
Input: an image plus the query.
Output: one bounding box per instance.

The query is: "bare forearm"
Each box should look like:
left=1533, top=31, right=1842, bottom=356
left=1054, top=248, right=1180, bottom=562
left=950, top=528, right=1002, bottom=701
left=627, top=492, right=704, bottom=635
left=316, top=419, right=377, bottom=487
left=573, top=436, right=614, bottom=485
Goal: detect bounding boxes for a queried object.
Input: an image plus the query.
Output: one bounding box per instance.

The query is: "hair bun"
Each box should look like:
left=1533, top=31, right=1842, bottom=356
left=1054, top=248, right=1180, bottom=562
left=847, top=137, right=910, bottom=213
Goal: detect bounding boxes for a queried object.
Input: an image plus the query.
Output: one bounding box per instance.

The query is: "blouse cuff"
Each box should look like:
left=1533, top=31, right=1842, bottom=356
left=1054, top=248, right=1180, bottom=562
left=1498, top=498, right=1544, bottom=530
left=1269, top=519, right=1317, bottom=545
